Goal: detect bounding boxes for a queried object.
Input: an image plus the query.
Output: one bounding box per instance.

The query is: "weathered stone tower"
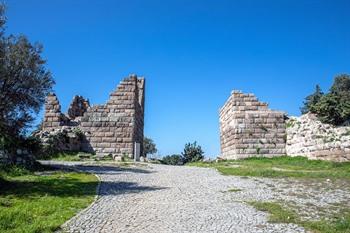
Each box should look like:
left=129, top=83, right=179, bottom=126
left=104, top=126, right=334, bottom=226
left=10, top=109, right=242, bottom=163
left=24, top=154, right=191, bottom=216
left=219, top=91, right=286, bottom=160
left=43, top=93, right=63, bottom=130
left=41, top=74, right=145, bottom=158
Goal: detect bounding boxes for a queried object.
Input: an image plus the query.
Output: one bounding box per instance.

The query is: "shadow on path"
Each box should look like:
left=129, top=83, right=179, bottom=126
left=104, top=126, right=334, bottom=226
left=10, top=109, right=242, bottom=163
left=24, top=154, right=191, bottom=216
left=99, top=181, right=166, bottom=196
left=78, top=165, right=155, bottom=175
left=26, top=161, right=167, bottom=198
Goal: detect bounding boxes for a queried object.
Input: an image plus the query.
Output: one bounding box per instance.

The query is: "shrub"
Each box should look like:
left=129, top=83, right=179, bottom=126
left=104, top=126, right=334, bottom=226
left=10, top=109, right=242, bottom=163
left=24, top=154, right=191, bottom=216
left=311, top=75, right=350, bottom=125
left=0, top=133, right=42, bottom=162
left=311, top=93, right=349, bottom=125
left=121, top=153, right=132, bottom=162
left=72, top=128, right=85, bottom=140
left=35, top=132, right=68, bottom=159
left=143, top=137, right=157, bottom=157
left=161, top=154, right=184, bottom=165
left=182, top=141, right=204, bottom=163
left=301, top=74, right=350, bottom=125
left=0, top=133, right=15, bottom=152
left=18, top=136, right=42, bottom=155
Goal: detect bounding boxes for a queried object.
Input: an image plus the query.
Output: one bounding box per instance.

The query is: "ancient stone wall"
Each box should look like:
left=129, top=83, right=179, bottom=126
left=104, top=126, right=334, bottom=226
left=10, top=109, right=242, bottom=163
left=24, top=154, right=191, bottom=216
left=0, top=149, right=36, bottom=167
left=220, top=90, right=350, bottom=162
left=219, top=91, right=286, bottom=160
left=134, top=78, right=145, bottom=154
left=80, top=75, right=145, bottom=156
left=42, top=93, right=63, bottom=131
left=40, top=74, right=145, bottom=158
left=68, top=95, right=90, bottom=119
left=286, top=113, right=350, bottom=162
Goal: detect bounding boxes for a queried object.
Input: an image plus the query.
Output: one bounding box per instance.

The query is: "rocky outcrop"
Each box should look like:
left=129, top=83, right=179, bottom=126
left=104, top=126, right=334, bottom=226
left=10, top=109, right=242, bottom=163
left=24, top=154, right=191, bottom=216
left=34, top=126, right=84, bottom=152
left=286, top=113, right=350, bottom=162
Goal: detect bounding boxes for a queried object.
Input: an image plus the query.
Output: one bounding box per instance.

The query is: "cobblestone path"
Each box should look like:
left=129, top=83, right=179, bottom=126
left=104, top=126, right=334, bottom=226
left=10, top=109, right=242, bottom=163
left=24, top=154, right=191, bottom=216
left=45, top=162, right=307, bottom=233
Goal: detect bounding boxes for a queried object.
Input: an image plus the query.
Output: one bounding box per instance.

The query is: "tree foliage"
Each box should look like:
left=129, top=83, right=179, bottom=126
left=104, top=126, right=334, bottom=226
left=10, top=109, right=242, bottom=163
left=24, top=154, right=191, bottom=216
left=161, top=154, right=183, bottom=166
left=330, top=74, right=350, bottom=96
left=143, top=137, right=157, bottom=157
left=160, top=142, right=204, bottom=165
left=182, top=141, right=204, bottom=163
left=301, top=74, right=350, bottom=125
left=0, top=4, right=54, bottom=143
left=300, top=85, right=323, bottom=114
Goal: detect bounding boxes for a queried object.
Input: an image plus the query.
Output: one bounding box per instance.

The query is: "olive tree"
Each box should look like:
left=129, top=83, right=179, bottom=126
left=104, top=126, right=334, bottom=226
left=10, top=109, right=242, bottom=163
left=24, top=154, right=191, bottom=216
left=143, top=137, right=157, bottom=157
left=0, top=5, right=54, bottom=151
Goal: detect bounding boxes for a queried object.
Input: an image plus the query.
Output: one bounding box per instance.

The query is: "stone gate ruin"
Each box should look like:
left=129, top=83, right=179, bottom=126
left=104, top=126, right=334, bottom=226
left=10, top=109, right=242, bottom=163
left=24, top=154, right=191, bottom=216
left=41, top=74, right=145, bottom=158
left=220, top=90, right=350, bottom=162
left=219, top=91, right=286, bottom=160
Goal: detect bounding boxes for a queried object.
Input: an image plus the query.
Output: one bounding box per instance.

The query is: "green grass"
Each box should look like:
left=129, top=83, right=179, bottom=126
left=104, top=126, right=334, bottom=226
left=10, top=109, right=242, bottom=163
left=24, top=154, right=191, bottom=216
left=188, top=156, right=350, bottom=179
left=249, top=201, right=350, bottom=233
left=0, top=166, right=98, bottom=233
left=50, top=152, right=85, bottom=161
left=228, top=188, right=243, bottom=192
left=248, top=201, right=297, bottom=223
left=43, top=152, right=113, bottom=162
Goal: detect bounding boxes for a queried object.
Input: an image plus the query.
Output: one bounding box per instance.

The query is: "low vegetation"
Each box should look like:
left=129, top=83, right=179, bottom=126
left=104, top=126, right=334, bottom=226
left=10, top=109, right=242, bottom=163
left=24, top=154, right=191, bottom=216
left=161, top=154, right=184, bottom=165
left=188, top=156, right=350, bottom=179
left=0, top=165, right=98, bottom=233
left=249, top=201, right=350, bottom=233
left=41, top=151, right=113, bottom=162
left=161, top=141, right=204, bottom=165
left=227, top=188, right=243, bottom=192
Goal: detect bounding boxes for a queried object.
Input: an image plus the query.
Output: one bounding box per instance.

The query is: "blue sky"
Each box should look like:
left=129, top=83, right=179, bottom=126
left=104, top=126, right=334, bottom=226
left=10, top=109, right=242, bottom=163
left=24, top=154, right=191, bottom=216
left=6, top=0, right=350, bottom=157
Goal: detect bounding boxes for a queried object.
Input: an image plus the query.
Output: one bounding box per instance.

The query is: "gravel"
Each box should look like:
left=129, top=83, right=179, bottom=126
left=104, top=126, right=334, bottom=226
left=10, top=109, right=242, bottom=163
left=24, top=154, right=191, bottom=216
left=40, top=162, right=309, bottom=233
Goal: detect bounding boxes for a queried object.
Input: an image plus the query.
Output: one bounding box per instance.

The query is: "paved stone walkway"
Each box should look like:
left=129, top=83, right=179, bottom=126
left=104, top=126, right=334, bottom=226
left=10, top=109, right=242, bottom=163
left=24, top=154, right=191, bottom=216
left=44, top=162, right=306, bottom=233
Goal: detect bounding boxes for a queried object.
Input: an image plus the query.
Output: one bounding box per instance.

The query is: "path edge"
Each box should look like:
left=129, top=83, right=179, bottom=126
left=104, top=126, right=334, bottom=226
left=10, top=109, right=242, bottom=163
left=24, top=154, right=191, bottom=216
left=40, top=161, right=102, bottom=233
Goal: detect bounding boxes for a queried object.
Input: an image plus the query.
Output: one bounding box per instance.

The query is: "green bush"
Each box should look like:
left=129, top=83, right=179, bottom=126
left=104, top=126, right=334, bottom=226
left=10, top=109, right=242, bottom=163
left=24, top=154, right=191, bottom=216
left=0, top=165, right=31, bottom=177
left=182, top=141, right=204, bottom=163
left=0, top=133, right=42, bottom=162
left=0, top=133, right=15, bottom=152
left=161, top=154, right=184, bottom=165
left=36, top=131, right=71, bottom=159
left=301, top=74, right=350, bottom=125
left=143, top=137, right=157, bottom=157
left=18, top=136, right=42, bottom=155
left=72, top=128, right=85, bottom=140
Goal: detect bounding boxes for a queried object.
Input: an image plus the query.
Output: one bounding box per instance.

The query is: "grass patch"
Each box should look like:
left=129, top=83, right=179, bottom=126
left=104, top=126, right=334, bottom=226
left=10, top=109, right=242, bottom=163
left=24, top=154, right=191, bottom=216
left=42, top=152, right=113, bottom=162
left=248, top=201, right=297, bottom=223
left=0, top=166, right=98, bottom=233
left=228, top=188, right=243, bottom=192
left=248, top=201, right=350, bottom=233
left=188, top=156, right=350, bottom=179
left=42, top=151, right=89, bottom=161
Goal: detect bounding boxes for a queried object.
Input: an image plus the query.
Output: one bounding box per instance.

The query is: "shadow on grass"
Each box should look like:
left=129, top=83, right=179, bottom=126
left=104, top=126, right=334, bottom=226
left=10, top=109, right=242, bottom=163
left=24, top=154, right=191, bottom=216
left=77, top=165, right=155, bottom=175
left=0, top=176, right=98, bottom=199
left=1, top=179, right=166, bottom=198
left=40, top=162, right=155, bottom=175
left=1, top=164, right=166, bottom=199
